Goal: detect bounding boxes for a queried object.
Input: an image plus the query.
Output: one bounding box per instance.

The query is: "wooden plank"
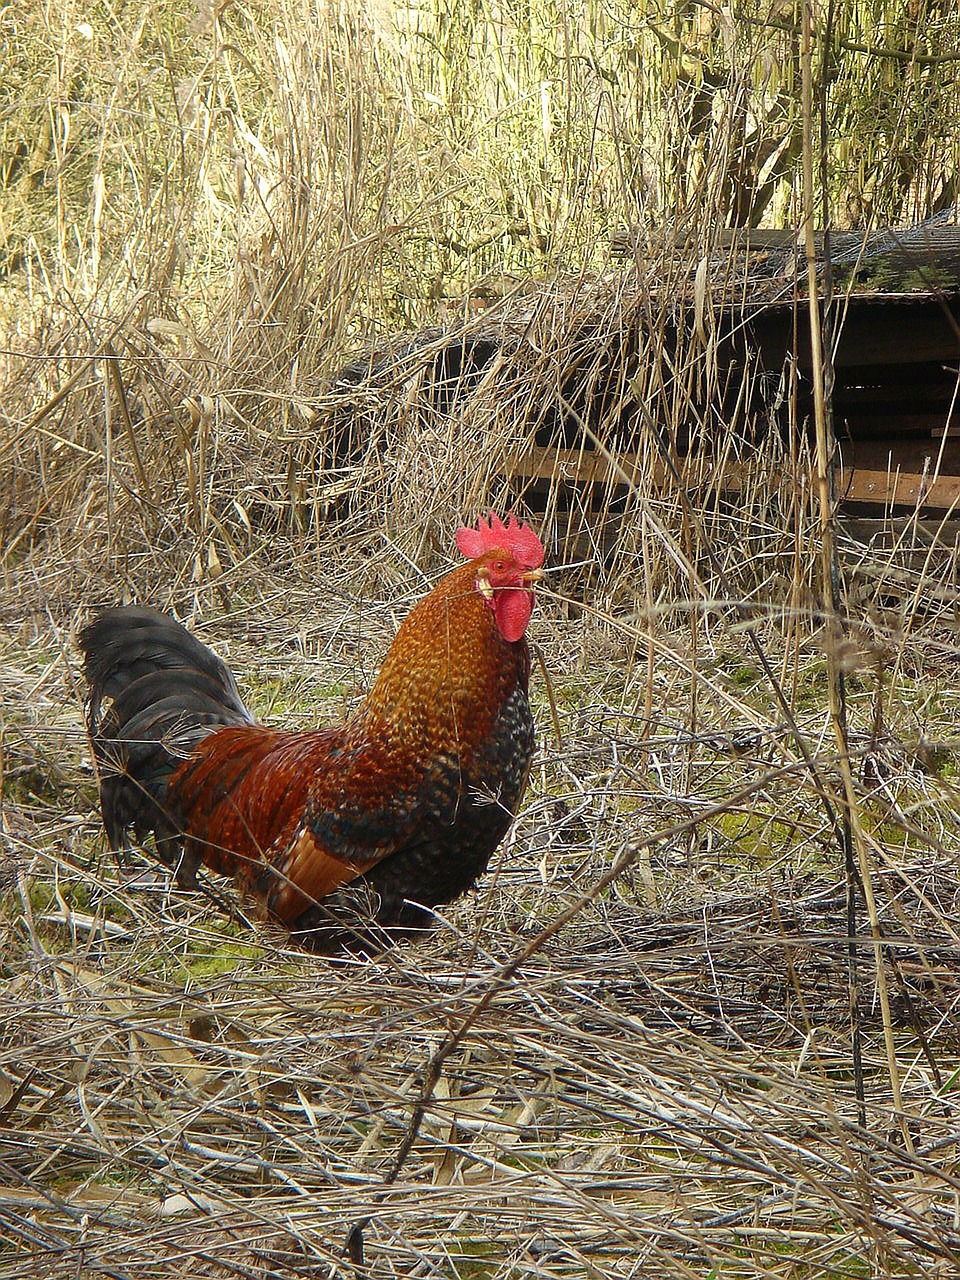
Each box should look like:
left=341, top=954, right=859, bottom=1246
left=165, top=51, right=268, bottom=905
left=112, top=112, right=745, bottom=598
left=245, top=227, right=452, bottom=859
left=843, top=416, right=959, bottom=436
left=846, top=439, right=960, bottom=471
left=507, top=446, right=960, bottom=510
left=841, top=516, right=960, bottom=544
left=508, top=446, right=761, bottom=494
left=839, top=467, right=960, bottom=509
left=507, top=446, right=657, bottom=487
left=743, top=299, right=960, bottom=369
left=612, top=225, right=960, bottom=261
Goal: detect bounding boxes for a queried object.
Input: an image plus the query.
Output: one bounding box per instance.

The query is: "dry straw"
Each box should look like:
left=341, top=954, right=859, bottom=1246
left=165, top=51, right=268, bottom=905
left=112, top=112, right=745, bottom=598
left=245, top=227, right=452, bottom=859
left=4, top=1, right=960, bottom=1276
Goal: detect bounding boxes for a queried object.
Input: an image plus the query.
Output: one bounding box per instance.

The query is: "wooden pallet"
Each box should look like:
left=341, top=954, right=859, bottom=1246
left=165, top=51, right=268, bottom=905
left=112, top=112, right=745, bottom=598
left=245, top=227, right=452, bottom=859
left=507, top=446, right=960, bottom=511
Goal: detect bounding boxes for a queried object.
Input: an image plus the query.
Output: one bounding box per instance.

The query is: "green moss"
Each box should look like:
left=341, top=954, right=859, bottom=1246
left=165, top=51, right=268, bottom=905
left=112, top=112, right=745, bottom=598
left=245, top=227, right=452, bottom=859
left=4, top=761, right=67, bottom=805
left=714, top=809, right=796, bottom=861
left=729, top=1236, right=878, bottom=1278
left=25, top=876, right=92, bottom=918
left=448, top=1238, right=500, bottom=1280
left=911, top=738, right=955, bottom=777
left=730, top=664, right=762, bottom=687
left=794, top=660, right=830, bottom=706
left=171, top=938, right=263, bottom=981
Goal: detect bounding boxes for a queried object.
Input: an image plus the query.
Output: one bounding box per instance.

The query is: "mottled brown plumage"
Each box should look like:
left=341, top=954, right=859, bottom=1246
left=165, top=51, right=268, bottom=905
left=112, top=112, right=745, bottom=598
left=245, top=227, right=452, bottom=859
left=80, top=515, right=544, bottom=951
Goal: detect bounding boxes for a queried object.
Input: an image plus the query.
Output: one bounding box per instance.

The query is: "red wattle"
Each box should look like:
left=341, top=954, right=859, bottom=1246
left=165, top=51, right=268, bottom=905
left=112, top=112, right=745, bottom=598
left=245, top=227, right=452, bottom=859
left=495, top=588, right=533, bottom=642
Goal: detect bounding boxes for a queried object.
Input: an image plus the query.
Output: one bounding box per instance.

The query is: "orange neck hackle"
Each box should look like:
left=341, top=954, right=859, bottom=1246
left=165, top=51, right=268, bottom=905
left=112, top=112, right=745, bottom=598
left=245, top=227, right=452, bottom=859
left=355, top=554, right=535, bottom=756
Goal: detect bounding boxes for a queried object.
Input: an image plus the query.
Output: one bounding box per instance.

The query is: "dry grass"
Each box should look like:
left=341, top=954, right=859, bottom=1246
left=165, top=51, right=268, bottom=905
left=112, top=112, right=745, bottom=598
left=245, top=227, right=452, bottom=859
left=5, top=1, right=960, bottom=1277
left=7, top=540, right=960, bottom=1277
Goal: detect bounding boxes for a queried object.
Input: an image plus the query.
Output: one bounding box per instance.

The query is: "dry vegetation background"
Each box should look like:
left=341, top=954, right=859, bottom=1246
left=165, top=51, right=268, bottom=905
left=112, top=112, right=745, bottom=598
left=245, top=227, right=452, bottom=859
left=5, top=0, right=960, bottom=1276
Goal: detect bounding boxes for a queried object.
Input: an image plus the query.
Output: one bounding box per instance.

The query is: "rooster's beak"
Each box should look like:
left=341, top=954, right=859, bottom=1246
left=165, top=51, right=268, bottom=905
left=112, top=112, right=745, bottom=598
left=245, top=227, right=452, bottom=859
left=522, top=568, right=544, bottom=585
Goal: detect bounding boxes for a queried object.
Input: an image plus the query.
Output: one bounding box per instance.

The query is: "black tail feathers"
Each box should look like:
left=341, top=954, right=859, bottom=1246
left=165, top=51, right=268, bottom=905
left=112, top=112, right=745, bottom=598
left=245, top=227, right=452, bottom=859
left=79, top=607, right=251, bottom=866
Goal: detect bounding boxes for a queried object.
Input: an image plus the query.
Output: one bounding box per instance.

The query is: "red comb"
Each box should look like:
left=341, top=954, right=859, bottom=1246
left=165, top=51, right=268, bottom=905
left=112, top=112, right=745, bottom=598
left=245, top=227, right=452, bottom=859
left=455, top=512, right=544, bottom=570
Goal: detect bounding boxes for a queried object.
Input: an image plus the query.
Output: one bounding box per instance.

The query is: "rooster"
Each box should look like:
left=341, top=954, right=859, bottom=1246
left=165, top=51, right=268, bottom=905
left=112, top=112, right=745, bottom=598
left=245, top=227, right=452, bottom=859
left=80, top=514, right=544, bottom=951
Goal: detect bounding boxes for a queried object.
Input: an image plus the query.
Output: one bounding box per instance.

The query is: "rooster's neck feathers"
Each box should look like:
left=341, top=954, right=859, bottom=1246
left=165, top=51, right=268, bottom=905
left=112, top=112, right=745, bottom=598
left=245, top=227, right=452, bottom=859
left=355, top=560, right=528, bottom=755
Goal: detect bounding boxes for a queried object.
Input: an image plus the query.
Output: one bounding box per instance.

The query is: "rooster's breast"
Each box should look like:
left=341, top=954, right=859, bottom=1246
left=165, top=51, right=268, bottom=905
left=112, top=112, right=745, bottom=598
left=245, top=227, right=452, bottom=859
left=290, top=682, right=535, bottom=950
